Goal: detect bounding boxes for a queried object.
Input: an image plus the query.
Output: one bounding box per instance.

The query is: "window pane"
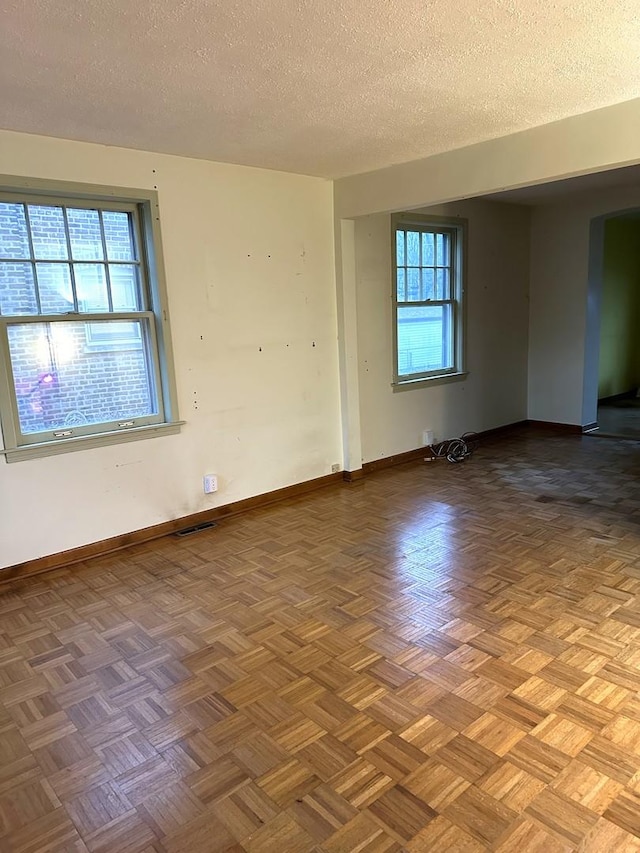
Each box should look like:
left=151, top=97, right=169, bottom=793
left=406, top=230, right=419, bottom=266
left=85, top=320, right=142, bottom=351
left=436, top=268, right=450, bottom=300
left=103, top=211, right=135, bottom=261
left=396, top=231, right=405, bottom=267
left=421, top=268, right=435, bottom=300
left=436, top=232, right=450, bottom=266
left=0, top=203, right=30, bottom=259
left=36, top=263, right=74, bottom=313
left=28, top=206, right=68, bottom=260
left=8, top=320, right=157, bottom=435
left=110, top=264, right=141, bottom=311
left=75, top=264, right=109, bottom=312
left=0, top=263, right=38, bottom=316
left=422, top=232, right=434, bottom=266
left=396, top=268, right=406, bottom=301
left=397, top=304, right=453, bottom=377
left=407, top=268, right=420, bottom=301
left=67, top=208, right=104, bottom=261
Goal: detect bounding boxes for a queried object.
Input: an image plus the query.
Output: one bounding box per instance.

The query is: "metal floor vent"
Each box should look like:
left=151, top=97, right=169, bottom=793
left=174, top=521, right=218, bottom=537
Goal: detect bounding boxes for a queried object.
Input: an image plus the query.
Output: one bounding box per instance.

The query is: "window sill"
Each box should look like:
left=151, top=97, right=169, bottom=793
left=1, top=420, right=185, bottom=463
left=392, top=371, right=468, bottom=391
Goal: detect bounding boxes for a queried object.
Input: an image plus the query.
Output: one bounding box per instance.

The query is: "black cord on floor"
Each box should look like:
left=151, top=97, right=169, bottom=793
left=426, top=431, right=479, bottom=463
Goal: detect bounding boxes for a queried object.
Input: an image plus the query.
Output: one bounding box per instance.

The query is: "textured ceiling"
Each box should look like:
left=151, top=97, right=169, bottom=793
left=2, top=0, right=640, bottom=178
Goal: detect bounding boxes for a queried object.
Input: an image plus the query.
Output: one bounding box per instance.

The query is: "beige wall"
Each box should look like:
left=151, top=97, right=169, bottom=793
left=0, top=130, right=341, bottom=568
left=4, top=98, right=640, bottom=566
left=529, top=185, right=640, bottom=425
left=333, top=98, right=640, bottom=465
left=354, top=199, right=530, bottom=462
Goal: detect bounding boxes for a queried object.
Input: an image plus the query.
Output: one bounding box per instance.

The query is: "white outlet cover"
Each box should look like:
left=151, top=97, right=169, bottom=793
left=203, top=474, right=218, bottom=493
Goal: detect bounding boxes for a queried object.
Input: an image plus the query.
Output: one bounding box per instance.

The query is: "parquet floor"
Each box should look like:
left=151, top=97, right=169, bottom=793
left=3, top=429, right=640, bottom=852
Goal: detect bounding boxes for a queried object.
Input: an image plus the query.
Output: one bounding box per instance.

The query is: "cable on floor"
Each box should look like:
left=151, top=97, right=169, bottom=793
left=425, top=432, right=479, bottom=463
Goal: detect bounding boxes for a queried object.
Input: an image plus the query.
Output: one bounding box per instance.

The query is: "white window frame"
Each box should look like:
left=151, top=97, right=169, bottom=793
left=392, top=213, right=467, bottom=387
left=0, top=176, right=182, bottom=462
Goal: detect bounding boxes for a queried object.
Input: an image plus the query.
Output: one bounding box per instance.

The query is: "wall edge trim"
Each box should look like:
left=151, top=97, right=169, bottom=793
left=2, top=419, right=575, bottom=585
left=1, top=471, right=344, bottom=584
left=526, top=420, right=583, bottom=434
left=361, top=420, right=531, bottom=474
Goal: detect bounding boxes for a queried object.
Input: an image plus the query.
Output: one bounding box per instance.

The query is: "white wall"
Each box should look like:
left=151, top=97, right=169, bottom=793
left=528, top=185, right=640, bottom=425
left=0, top=131, right=341, bottom=568
left=354, top=199, right=530, bottom=462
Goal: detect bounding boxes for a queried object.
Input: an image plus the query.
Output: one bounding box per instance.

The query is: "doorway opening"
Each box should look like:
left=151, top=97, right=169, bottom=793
left=584, top=210, right=640, bottom=438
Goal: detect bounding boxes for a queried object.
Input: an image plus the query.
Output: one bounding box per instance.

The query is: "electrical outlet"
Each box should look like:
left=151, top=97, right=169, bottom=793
left=203, top=474, right=218, bottom=494
left=331, top=463, right=341, bottom=473
left=422, top=429, right=434, bottom=446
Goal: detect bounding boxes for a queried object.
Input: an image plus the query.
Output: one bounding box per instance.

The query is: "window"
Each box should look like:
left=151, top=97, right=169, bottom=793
left=0, top=178, right=180, bottom=461
left=393, top=214, right=466, bottom=385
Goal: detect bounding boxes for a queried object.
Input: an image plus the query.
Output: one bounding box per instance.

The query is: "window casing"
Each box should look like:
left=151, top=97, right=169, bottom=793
left=0, top=178, right=180, bottom=461
left=392, top=214, right=466, bottom=385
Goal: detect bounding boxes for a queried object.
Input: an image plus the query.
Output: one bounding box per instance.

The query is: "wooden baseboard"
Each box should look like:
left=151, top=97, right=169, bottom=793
left=473, top=421, right=530, bottom=441
left=0, top=471, right=343, bottom=585
left=598, top=390, right=638, bottom=405
left=361, top=420, right=530, bottom=475
left=0, top=418, right=578, bottom=585
left=526, top=420, right=583, bottom=434
left=362, top=446, right=427, bottom=475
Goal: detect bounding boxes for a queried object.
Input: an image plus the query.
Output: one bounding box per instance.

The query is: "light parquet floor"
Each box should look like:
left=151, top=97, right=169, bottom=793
left=3, top=429, right=640, bottom=851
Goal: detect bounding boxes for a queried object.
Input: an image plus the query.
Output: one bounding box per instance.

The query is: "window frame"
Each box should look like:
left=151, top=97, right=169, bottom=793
left=0, top=175, right=182, bottom=462
left=392, top=213, right=467, bottom=388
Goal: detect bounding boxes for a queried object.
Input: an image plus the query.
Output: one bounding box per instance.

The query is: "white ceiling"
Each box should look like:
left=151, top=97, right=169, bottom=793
left=2, top=0, right=640, bottom=178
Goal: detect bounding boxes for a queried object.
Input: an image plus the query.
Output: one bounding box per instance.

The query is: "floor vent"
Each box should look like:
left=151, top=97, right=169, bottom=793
left=174, top=521, right=217, bottom=537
